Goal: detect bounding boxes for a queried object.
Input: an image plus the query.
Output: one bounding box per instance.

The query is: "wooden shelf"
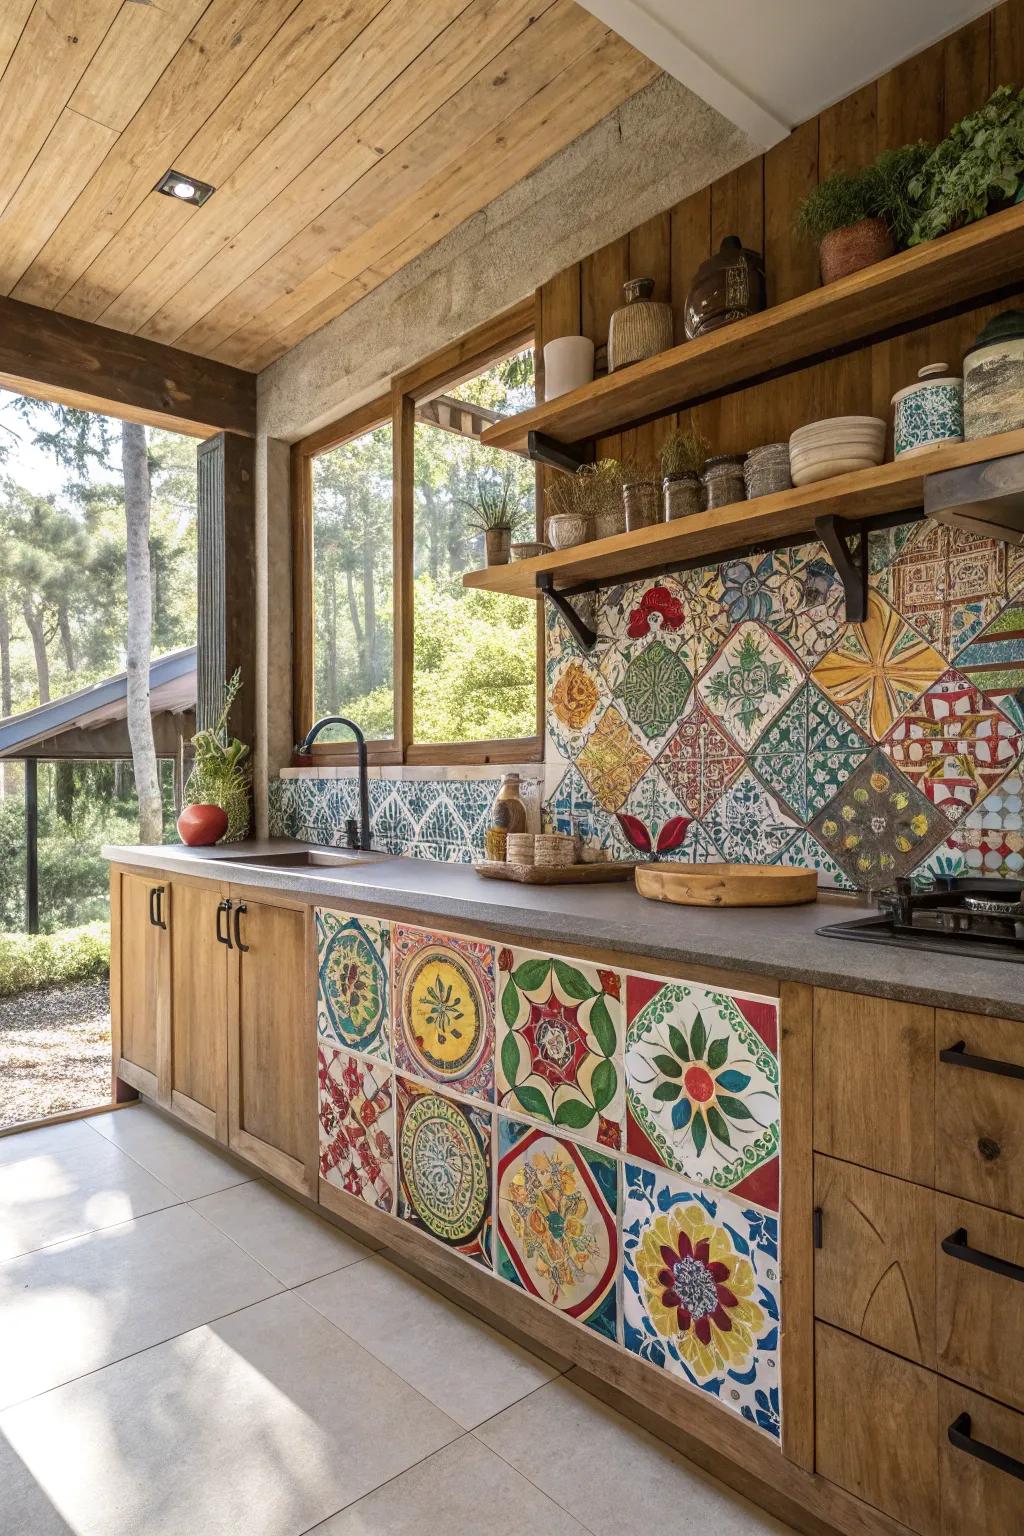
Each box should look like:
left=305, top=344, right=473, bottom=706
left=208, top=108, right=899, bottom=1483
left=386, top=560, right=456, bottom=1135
left=479, top=204, right=1024, bottom=457
left=463, top=429, right=1024, bottom=599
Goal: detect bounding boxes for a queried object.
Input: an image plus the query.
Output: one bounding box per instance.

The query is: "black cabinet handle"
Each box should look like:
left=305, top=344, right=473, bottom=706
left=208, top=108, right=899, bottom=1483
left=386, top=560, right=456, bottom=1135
left=939, top=1039, right=1024, bottom=1081
left=232, top=901, right=249, bottom=953
left=149, top=887, right=158, bottom=927
left=941, top=1227, right=1024, bottom=1284
left=948, top=1413, right=1024, bottom=1483
left=153, top=886, right=166, bottom=930
left=813, top=1207, right=823, bottom=1249
left=215, top=898, right=233, bottom=948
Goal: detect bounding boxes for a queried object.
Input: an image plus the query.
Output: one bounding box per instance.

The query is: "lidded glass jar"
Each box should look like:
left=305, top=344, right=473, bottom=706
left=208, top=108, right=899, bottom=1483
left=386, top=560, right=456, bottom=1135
left=621, top=479, right=660, bottom=531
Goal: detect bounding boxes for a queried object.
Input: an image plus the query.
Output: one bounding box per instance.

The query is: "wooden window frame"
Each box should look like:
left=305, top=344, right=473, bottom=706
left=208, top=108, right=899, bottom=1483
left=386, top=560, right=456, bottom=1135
left=292, top=298, right=543, bottom=768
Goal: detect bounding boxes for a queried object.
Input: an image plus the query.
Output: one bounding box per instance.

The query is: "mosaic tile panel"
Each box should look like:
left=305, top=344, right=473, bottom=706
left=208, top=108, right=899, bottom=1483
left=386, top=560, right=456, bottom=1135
left=392, top=924, right=495, bottom=1101
left=623, top=1165, right=781, bottom=1439
left=318, top=1045, right=395, bottom=1213
left=396, top=1077, right=492, bottom=1268
left=697, top=623, right=802, bottom=752
left=812, top=591, right=946, bottom=740
left=496, top=1116, right=618, bottom=1340
left=625, top=977, right=780, bottom=1212
left=496, top=947, right=624, bottom=1148
left=928, top=769, right=1024, bottom=879
left=880, top=668, right=1021, bottom=822
left=316, top=910, right=390, bottom=1060
left=810, top=748, right=947, bottom=888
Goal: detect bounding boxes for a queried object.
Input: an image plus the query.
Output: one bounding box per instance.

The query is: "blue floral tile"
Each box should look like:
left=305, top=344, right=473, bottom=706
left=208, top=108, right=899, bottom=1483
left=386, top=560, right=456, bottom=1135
left=751, top=682, right=868, bottom=820
left=702, top=769, right=800, bottom=863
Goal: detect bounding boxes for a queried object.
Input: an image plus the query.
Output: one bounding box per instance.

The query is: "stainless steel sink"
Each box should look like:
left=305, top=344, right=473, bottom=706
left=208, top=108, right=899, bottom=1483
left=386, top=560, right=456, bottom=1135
left=221, top=849, right=378, bottom=871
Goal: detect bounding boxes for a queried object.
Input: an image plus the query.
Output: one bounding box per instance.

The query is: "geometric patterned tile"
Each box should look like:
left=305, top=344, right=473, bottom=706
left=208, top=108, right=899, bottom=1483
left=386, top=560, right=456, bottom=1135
left=954, top=602, right=1024, bottom=730
left=810, top=747, right=948, bottom=890
left=622, top=1165, right=781, bottom=1438
left=318, top=1045, right=396, bottom=1213
left=697, top=622, right=803, bottom=752
left=702, top=768, right=801, bottom=863
left=812, top=591, right=946, bottom=741
left=316, top=911, right=391, bottom=1061
left=658, top=701, right=744, bottom=820
left=614, top=640, right=693, bottom=747
left=880, top=667, right=1021, bottom=822
left=496, top=1117, right=618, bottom=1340
left=941, top=769, right=1024, bottom=878
left=751, top=681, right=869, bottom=819
left=395, top=1078, right=492, bottom=1268
left=885, top=521, right=1007, bottom=656
left=576, top=706, right=654, bottom=813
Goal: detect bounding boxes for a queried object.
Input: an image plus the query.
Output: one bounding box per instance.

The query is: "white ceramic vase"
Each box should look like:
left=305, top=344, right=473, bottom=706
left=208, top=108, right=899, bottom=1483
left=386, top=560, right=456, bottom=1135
left=543, top=336, right=595, bottom=400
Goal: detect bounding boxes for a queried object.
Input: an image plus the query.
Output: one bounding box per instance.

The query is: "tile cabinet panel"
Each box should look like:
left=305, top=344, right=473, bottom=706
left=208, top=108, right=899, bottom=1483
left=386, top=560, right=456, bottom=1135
left=936, top=1194, right=1024, bottom=1415
left=936, top=1010, right=1024, bottom=1220
left=313, top=907, right=783, bottom=1444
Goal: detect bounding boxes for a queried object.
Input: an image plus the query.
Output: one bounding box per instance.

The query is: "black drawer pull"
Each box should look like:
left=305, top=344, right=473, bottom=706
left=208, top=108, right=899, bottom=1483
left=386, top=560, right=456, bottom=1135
left=215, top=898, right=233, bottom=948
left=232, top=901, right=249, bottom=953
left=948, top=1413, right=1024, bottom=1483
left=941, top=1228, right=1024, bottom=1284
left=149, top=887, right=159, bottom=927
left=940, top=1040, right=1024, bottom=1081
left=153, top=886, right=166, bottom=930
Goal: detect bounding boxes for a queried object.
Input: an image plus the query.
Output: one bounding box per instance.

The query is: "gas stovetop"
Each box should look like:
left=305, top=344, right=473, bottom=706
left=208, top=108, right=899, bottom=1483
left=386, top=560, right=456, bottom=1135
left=817, top=876, right=1024, bottom=962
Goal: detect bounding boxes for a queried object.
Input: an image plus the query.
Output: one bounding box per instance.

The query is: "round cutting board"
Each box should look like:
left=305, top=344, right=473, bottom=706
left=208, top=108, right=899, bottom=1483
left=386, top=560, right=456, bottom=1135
left=635, top=862, right=817, bottom=907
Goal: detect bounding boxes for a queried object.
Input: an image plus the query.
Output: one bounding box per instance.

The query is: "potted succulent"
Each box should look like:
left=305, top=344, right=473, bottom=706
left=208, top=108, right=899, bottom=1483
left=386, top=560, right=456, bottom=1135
left=660, top=426, right=710, bottom=520
left=795, top=145, right=929, bottom=283
left=462, top=469, right=527, bottom=565
left=179, top=670, right=251, bottom=844
left=908, top=85, right=1024, bottom=243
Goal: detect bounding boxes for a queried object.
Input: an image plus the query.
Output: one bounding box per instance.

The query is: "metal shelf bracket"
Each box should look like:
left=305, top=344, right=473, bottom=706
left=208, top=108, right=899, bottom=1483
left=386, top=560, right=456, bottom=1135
left=527, top=430, right=589, bottom=474
left=815, top=512, right=870, bottom=623
left=537, top=573, right=597, bottom=651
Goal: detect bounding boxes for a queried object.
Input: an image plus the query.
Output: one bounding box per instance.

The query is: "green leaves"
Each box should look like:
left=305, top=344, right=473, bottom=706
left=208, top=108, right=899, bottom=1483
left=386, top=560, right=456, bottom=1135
left=500, top=1030, right=521, bottom=1088
left=589, top=995, right=616, bottom=1058
left=514, top=1084, right=549, bottom=1119
left=554, top=1098, right=596, bottom=1129
left=653, top=1080, right=681, bottom=1102
left=707, top=1106, right=732, bottom=1147
left=692, top=1109, right=707, bottom=1156
left=668, top=1024, right=689, bottom=1061
left=707, top=1036, right=728, bottom=1071
left=512, top=958, right=551, bottom=993
left=591, top=1058, right=617, bottom=1112
left=652, top=1053, right=681, bottom=1079
left=553, top=959, right=596, bottom=1001
left=717, top=1094, right=754, bottom=1122
left=690, top=1011, right=707, bottom=1061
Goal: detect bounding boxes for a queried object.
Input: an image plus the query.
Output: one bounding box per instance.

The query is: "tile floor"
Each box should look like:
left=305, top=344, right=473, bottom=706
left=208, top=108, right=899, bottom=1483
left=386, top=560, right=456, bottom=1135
left=0, top=1103, right=797, bottom=1536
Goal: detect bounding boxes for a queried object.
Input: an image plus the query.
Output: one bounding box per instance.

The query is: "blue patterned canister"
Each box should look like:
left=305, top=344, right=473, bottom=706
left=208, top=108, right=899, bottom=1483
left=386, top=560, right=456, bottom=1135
left=891, top=363, right=963, bottom=459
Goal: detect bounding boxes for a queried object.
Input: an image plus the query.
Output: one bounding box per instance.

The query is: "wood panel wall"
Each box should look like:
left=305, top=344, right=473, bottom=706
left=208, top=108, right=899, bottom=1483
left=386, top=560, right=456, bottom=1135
left=537, top=1, right=1024, bottom=478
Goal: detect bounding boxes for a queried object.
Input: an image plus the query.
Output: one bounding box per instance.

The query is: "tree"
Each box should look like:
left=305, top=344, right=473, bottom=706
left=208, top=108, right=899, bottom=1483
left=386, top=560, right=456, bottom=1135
left=121, top=421, right=162, bottom=844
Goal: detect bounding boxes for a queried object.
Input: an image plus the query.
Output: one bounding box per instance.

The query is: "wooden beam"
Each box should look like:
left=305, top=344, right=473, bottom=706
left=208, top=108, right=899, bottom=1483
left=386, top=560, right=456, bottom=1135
left=0, top=295, right=255, bottom=438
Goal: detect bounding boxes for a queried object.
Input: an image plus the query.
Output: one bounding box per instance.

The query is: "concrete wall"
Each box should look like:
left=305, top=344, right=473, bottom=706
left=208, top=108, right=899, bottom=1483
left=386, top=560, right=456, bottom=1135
left=252, top=71, right=756, bottom=827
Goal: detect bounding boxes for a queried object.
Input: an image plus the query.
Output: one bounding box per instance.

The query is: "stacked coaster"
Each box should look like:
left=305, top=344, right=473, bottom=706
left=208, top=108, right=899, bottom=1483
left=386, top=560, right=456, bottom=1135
left=506, top=832, right=536, bottom=865
left=534, top=832, right=574, bottom=869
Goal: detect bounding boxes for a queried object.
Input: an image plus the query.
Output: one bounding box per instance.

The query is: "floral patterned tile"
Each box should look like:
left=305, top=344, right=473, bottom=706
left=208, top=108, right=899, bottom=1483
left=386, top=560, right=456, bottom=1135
left=614, top=639, right=693, bottom=750
left=547, top=653, right=609, bottom=759
left=697, top=622, right=803, bottom=753
left=880, top=668, right=1022, bottom=822
left=702, top=768, right=801, bottom=864
left=622, top=1165, right=781, bottom=1439
left=813, top=590, right=947, bottom=742
left=576, top=706, right=654, bottom=813
left=495, top=1116, right=618, bottom=1341
left=496, top=947, right=624, bottom=1149
left=395, top=1077, right=492, bottom=1268
left=715, top=543, right=844, bottom=668
left=609, top=767, right=694, bottom=861
left=657, top=700, right=744, bottom=821
left=751, top=681, right=869, bottom=821
left=316, top=910, right=391, bottom=1061
left=810, top=748, right=947, bottom=890
left=392, top=925, right=494, bottom=1101
left=624, top=976, right=779, bottom=1211
left=676, top=567, right=734, bottom=677
left=318, top=1045, right=395, bottom=1213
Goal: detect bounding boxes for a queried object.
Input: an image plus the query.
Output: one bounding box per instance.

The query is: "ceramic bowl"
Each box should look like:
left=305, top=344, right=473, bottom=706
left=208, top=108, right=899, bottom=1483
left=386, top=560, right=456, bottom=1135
left=511, top=541, right=553, bottom=561
left=789, top=416, right=887, bottom=485
left=545, top=512, right=592, bottom=549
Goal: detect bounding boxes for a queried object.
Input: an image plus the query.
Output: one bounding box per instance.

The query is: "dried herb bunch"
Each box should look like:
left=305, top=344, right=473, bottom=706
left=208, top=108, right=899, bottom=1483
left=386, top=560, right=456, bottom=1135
left=660, top=426, right=710, bottom=479
left=547, top=458, right=632, bottom=519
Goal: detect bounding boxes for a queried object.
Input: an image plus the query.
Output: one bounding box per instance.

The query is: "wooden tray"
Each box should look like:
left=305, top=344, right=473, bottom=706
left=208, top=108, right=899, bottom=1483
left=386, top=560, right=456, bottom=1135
left=473, top=860, right=636, bottom=885
left=635, top=862, right=817, bottom=907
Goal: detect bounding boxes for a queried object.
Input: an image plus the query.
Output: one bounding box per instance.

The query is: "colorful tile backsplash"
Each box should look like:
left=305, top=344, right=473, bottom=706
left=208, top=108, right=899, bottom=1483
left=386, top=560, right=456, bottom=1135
left=545, top=524, right=1024, bottom=889
left=314, top=907, right=783, bottom=1441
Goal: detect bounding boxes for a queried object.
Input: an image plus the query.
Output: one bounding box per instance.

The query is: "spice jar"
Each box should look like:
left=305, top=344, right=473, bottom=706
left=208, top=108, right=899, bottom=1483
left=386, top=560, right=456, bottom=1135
left=607, top=278, right=673, bottom=371
left=743, top=443, right=792, bottom=499
left=702, top=454, right=746, bottom=509
left=622, top=479, right=660, bottom=531
left=663, top=471, right=704, bottom=520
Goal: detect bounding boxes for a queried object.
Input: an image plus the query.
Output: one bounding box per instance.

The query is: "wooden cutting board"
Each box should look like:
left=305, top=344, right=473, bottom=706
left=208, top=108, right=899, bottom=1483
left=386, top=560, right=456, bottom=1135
left=635, top=862, right=818, bottom=907
left=474, top=860, right=636, bottom=884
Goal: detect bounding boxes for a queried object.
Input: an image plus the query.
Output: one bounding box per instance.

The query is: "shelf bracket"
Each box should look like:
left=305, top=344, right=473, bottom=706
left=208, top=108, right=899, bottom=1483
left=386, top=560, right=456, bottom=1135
left=537, top=573, right=597, bottom=651
left=815, top=513, right=869, bottom=623
left=527, top=430, right=589, bottom=474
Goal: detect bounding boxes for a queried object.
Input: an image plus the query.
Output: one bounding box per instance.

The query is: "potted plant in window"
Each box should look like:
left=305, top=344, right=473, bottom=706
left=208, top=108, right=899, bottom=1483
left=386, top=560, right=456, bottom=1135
left=178, top=670, right=251, bottom=843
left=462, top=469, right=527, bottom=565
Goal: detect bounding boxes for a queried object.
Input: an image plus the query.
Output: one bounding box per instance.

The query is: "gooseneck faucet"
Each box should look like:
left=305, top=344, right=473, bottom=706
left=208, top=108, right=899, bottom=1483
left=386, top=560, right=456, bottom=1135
left=296, top=716, right=372, bottom=852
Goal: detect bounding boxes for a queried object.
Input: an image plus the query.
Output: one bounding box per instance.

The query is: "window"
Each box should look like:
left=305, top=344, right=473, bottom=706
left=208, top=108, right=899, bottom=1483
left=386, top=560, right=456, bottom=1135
left=293, top=302, right=540, bottom=764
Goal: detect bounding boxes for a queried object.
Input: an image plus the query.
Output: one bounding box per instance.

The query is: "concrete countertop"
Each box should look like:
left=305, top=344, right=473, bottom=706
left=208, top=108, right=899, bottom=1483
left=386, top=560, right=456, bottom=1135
left=103, top=839, right=1024, bottom=1022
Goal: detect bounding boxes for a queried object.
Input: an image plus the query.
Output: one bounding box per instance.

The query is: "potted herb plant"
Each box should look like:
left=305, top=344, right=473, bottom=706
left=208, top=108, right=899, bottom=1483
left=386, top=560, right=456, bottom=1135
left=179, top=670, right=251, bottom=843
left=796, top=167, right=894, bottom=283
left=462, top=469, right=526, bottom=565
left=908, top=85, right=1024, bottom=244
left=660, top=426, right=710, bottom=520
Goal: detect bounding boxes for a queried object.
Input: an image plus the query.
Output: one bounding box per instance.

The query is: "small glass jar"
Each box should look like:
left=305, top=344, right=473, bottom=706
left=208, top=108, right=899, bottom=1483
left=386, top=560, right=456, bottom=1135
left=622, top=480, right=660, bottom=531
left=702, top=454, right=746, bottom=509
left=663, top=471, right=704, bottom=520
left=744, top=443, right=792, bottom=499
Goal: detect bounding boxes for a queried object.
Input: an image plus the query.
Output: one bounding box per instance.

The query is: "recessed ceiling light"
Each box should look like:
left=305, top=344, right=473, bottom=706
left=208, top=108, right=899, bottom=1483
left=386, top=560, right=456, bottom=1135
left=155, top=168, right=215, bottom=207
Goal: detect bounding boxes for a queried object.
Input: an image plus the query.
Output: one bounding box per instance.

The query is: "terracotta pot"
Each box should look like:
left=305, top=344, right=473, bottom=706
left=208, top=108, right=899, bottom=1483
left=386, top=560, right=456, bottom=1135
left=177, top=802, right=228, bottom=847
left=484, top=526, right=511, bottom=565
left=818, top=217, right=894, bottom=285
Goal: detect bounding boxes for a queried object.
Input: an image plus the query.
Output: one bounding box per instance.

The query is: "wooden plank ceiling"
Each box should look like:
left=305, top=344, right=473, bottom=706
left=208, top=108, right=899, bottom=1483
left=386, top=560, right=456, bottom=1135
left=0, top=0, right=659, bottom=373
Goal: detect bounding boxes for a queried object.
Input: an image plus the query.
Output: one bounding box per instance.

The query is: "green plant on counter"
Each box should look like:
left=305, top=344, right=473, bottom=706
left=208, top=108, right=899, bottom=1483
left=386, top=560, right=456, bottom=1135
left=908, top=86, right=1024, bottom=243
left=660, top=426, right=710, bottom=479
left=185, top=669, right=251, bottom=842
left=459, top=466, right=528, bottom=535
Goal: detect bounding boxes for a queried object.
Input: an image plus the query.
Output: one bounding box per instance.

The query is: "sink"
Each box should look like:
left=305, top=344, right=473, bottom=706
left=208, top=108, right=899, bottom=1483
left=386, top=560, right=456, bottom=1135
left=221, top=849, right=378, bottom=871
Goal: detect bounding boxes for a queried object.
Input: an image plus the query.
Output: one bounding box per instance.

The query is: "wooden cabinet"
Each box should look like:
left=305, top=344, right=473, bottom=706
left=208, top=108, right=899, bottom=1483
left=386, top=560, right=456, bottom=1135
left=936, top=1194, right=1024, bottom=1414
left=111, top=868, right=169, bottom=1103
left=938, top=1378, right=1024, bottom=1534
left=936, top=1011, right=1024, bottom=1220
left=168, top=877, right=230, bottom=1142
left=227, top=896, right=316, bottom=1195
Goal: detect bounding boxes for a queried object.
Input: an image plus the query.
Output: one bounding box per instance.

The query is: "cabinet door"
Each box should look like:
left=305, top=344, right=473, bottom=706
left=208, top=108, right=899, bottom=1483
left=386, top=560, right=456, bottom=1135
left=939, top=1377, right=1024, bottom=1534
left=168, top=878, right=229, bottom=1141
left=228, top=896, right=316, bottom=1195
left=936, top=1011, right=1024, bottom=1220
left=936, top=1193, right=1024, bottom=1413
left=112, top=869, right=169, bottom=1103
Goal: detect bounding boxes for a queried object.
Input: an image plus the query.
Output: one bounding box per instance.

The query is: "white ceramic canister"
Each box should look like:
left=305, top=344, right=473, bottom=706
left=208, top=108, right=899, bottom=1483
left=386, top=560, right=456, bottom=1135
left=891, top=363, right=963, bottom=459
left=543, top=336, right=595, bottom=401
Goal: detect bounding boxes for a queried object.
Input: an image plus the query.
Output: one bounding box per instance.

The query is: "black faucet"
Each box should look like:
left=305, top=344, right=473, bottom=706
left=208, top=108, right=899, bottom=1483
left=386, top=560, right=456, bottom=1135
left=296, top=716, right=372, bottom=852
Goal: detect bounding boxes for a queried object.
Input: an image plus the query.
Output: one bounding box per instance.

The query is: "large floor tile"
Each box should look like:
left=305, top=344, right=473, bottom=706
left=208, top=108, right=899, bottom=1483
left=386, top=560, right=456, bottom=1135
left=0, top=1291, right=461, bottom=1536
left=0, top=1119, right=179, bottom=1262
left=476, top=1376, right=796, bottom=1536
left=307, top=1435, right=590, bottom=1535
left=0, top=1203, right=282, bottom=1410
left=88, top=1103, right=253, bottom=1200
left=298, top=1254, right=559, bottom=1429
left=190, top=1179, right=372, bottom=1287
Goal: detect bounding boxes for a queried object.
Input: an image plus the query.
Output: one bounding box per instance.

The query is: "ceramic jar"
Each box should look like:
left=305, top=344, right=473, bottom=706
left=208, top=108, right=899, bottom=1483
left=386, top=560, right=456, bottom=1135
left=891, top=363, right=963, bottom=459
left=494, top=774, right=528, bottom=835
left=663, top=471, right=704, bottom=520
left=743, top=443, right=792, bottom=499
left=818, top=217, right=894, bottom=285
left=622, top=479, right=660, bottom=531
left=701, top=454, right=746, bottom=509
left=543, top=336, right=595, bottom=400
left=607, top=278, right=673, bottom=371
left=545, top=512, right=592, bottom=549
left=789, top=416, right=887, bottom=486
left=684, top=235, right=766, bottom=340
left=963, top=312, right=1024, bottom=440
left=510, top=541, right=552, bottom=561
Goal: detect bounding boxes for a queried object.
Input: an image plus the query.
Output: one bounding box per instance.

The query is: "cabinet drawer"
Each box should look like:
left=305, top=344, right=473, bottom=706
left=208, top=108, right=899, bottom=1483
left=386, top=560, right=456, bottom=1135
left=936, top=1012, right=1024, bottom=1219
left=939, top=1377, right=1024, bottom=1535
left=937, top=1194, right=1024, bottom=1414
